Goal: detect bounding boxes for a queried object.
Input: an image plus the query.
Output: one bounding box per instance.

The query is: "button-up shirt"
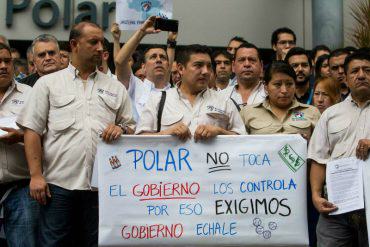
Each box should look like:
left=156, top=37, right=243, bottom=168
left=17, top=64, right=135, bottom=190
left=308, top=95, right=370, bottom=164
left=240, top=99, right=321, bottom=135
left=136, top=87, right=246, bottom=135
left=128, top=74, right=171, bottom=121
left=0, top=80, right=31, bottom=183
left=220, top=82, right=266, bottom=111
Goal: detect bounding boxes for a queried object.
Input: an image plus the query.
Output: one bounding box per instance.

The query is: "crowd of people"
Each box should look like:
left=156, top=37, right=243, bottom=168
left=0, top=16, right=369, bottom=247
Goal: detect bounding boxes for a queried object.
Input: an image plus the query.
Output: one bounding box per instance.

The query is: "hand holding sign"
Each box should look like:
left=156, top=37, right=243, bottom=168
left=161, top=122, right=191, bottom=141
left=0, top=127, right=23, bottom=144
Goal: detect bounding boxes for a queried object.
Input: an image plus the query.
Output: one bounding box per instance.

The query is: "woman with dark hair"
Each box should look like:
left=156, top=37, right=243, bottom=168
left=241, top=61, right=322, bottom=247
left=315, top=54, right=330, bottom=80
left=312, top=77, right=341, bottom=113
left=240, top=61, right=320, bottom=136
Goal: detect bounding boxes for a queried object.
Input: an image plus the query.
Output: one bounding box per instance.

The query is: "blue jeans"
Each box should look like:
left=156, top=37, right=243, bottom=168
left=3, top=185, right=39, bottom=247
left=39, top=184, right=98, bottom=247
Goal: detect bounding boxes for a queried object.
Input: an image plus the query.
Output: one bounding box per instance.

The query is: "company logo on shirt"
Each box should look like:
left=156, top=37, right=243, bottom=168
left=97, top=88, right=117, bottom=98
left=292, top=111, right=306, bottom=121
left=206, top=105, right=226, bottom=115
left=11, top=99, right=24, bottom=105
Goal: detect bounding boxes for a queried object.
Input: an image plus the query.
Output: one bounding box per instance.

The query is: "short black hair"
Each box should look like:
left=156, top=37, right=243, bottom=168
left=311, top=45, right=330, bottom=61
left=264, top=61, right=297, bottom=84
left=344, top=46, right=357, bottom=54
left=103, top=38, right=110, bottom=51
left=59, top=41, right=71, bottom=52
left=0, top=43, right=12, bottom=56
left=228, top=36, right=247, bottom=45
left=271, top=27, right=296, bottom=46
left=234, top=42, right=262, bottom=61
left=315, top=54, right=330, bottom=79
left=177, top=44, right=211, bottom=67
left=344, top=51, right=370, bottom=74
left=284, top=47, right=312, bottom=67
left=211, top=49, right=232, bottom=72
left=212, top=49, right=233, bottom=62
left=329, top=48, right=350, bottom=62
left=142, top=45, right=167, bottom=62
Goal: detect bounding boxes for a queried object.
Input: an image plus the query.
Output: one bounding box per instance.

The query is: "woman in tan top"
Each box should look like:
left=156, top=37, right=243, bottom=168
left=240, top=61, right=321, bottom=136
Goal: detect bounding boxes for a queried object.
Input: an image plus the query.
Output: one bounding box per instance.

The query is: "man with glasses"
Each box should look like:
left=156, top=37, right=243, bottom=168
left=19, top=34, right=62, bottom=87
left=271, top=27, right=296, bottom=61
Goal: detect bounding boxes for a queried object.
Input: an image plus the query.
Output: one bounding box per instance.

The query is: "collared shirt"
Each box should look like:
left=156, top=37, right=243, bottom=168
left=220, top=82, right=266, bottom=111
left=106, top=68, right=117, bottom=80
left=17, top=64, right=135, bottom=190
left=240, top=99, right=320, bottom=135
left=128, top=74, right=171, bottom=122
left=308, top=95, right=370, bottom=164
left=136, top=87, right=246, bottom=135
left=0, top=80, right=31, bottom=183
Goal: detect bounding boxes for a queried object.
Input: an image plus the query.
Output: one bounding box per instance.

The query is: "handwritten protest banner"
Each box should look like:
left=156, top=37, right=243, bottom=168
left=97, top=135, right=309, bottom=246
left=116, top=0, right=173, bottom=30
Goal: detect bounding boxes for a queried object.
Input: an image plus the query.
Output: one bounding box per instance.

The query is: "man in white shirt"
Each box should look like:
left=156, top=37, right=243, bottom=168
left=17, top=22, right=135, bottom=247
left=136, top=44, right=246, bottom=139
left=221, top=42, right=266, bottom=111
left=114, top=16, right=177, bottom=121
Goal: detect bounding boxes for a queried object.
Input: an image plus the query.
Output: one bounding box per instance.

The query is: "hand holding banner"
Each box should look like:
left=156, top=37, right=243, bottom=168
left=97, top=135, right=309, bottom=246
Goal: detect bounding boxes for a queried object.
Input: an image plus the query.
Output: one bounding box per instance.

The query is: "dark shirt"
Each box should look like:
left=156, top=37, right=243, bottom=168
left=296, top=87, right=314, bottom=105
left=18, top=73, right=40, bottom=87
left=341, top=90, right=350, bottom=101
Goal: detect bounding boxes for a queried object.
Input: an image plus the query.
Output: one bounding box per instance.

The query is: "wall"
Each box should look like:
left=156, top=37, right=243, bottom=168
left=0, top=0, right=315, bottom=49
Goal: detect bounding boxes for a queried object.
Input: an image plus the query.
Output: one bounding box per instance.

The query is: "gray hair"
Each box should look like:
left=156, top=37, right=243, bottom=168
left=0, top=35, right=9, bottom=46
left=31, top=34, right=59, bottom=54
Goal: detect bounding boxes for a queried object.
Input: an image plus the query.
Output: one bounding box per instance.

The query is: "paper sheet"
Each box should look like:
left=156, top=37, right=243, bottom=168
left=326, top=157, right=364, bottom=215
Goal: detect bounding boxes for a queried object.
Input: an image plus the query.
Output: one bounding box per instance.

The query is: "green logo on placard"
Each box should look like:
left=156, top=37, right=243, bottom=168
left=278, top=144, right=305, bottom=172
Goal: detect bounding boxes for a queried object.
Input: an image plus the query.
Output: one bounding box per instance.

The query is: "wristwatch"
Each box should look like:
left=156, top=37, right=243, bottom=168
left=167, top=39, right=177, bottom=48
left=118, top=124, right=127, bottom=134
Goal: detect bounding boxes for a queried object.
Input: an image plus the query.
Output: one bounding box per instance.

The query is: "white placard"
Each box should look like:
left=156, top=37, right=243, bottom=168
left=326, top=157, right=365, bottom=215
left=116, top=0, right=173, bottom=30
left=97, top=135, right=309, bottom=246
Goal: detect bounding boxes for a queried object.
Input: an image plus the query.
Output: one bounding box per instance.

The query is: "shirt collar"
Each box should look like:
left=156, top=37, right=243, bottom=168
left=348, top=94, right=370, bottom=108
left=67, top=63, right=98, bottom=80
left=176, top=84, right=208, bottom=100
left=144, top=78, right=171, bottom=91
left=261, top=98, right=307, bottom=111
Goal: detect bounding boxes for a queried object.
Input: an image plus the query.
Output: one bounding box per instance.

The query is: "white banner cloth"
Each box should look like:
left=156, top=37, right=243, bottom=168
left=116, top=0, right=173, bottom=30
